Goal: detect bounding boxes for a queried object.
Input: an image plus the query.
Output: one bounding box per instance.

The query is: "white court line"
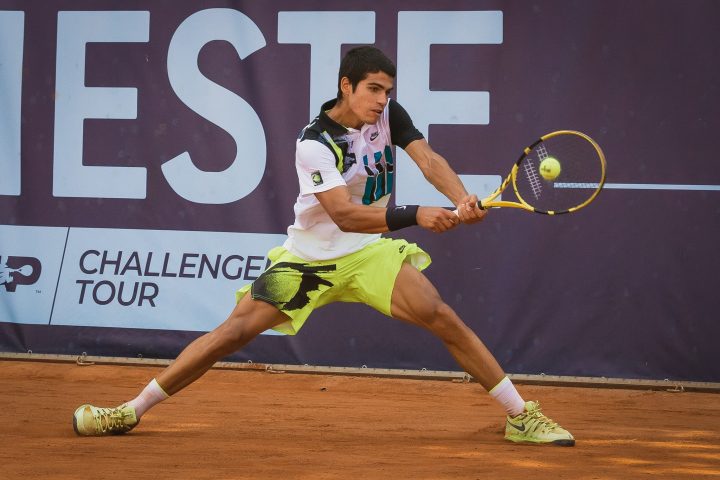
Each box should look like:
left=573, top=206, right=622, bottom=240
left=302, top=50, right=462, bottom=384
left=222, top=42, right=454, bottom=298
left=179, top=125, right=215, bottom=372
left=554, top=183, right=720, bottom=191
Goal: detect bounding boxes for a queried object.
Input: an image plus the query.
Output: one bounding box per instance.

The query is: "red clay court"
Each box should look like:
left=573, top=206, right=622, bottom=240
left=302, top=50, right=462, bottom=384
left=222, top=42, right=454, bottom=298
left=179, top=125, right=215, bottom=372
left=2, top=359, right=718, bottom=480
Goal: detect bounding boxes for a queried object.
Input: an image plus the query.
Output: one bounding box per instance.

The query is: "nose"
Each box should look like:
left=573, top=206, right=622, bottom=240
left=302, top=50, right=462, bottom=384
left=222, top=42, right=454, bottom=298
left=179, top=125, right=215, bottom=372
left=378, top=91, right=388, bottom=106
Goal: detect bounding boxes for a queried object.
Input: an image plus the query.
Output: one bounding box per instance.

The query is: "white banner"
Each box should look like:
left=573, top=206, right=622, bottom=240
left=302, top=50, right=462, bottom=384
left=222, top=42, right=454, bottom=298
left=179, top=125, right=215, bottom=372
left=1, top=225, right=286, bottom=332
left=0, top=225, right=68, bottom=325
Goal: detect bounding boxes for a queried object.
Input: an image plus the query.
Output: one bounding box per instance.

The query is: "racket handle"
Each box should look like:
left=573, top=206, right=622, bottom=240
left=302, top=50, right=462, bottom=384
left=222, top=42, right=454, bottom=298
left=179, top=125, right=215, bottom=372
left=447, top=201, right=485, bottom=216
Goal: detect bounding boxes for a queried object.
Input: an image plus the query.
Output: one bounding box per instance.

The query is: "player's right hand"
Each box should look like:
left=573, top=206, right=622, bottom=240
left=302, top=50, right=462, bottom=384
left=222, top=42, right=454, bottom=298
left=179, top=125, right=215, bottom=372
left=416, top=207, right=461, bottom=233
left=455, top=194, right=487, bottom=225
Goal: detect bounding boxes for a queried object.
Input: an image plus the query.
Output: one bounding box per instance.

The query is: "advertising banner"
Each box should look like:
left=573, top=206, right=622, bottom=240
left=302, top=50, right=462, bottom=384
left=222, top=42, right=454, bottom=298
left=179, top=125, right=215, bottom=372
left=1, top=0, right=719, bottom=381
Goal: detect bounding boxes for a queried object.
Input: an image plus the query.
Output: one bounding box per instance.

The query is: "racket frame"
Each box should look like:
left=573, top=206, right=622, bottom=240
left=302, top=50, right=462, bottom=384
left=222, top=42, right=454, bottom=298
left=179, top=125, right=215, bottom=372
left=479, top=130, right=606, bottom=215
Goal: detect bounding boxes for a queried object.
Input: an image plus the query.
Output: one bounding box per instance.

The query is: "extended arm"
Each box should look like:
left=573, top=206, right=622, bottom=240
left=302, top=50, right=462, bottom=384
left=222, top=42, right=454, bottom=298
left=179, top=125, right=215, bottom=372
left=315, top=186, right=460, bottom=234
left=404, top=139, right=486, bottom=224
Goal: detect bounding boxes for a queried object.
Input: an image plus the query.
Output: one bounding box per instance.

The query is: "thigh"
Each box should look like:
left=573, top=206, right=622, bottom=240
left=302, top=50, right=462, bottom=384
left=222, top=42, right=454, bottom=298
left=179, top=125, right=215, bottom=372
left=220, top=291, right=292, bottom=339
left=237, top=249, right=340, bottom=335
left=346, top=238, right=432, bottom=316
left=389, top=262, right=444, bottom=327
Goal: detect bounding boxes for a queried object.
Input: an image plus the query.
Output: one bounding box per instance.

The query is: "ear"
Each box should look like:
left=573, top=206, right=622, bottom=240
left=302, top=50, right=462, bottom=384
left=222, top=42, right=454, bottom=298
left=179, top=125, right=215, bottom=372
left=340, top=76, right=352, bottom=98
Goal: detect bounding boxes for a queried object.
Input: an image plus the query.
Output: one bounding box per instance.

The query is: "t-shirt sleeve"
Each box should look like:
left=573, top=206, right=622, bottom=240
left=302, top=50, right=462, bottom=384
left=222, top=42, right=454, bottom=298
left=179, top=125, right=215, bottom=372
left=295, top=139, right=347, bottom=195
left=389, top=99, right=424, bottom=149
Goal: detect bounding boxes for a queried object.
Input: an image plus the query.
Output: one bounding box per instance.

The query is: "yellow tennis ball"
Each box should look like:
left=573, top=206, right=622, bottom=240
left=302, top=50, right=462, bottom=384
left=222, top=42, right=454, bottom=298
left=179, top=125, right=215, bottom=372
left=539, top=157, right=561, bottom=181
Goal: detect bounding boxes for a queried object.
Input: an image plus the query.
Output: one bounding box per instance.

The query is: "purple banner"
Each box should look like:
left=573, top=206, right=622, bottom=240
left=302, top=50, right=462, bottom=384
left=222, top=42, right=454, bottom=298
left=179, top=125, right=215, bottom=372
left=1, top=0, right=719, bottom=382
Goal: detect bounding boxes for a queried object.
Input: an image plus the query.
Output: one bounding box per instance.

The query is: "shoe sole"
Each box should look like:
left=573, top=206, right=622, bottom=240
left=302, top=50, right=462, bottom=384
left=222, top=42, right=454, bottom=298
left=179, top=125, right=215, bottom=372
left=505, top=435, right=575, bottom=447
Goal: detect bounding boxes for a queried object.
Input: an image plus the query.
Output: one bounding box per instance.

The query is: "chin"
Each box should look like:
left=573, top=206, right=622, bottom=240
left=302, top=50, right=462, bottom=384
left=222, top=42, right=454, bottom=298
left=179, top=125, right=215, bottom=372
left=366, top=112, right=381, bottom=123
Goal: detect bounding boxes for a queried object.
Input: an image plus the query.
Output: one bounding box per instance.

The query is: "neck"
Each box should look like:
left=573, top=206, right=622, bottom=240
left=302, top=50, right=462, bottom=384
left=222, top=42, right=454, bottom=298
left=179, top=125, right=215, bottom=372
left=327, top=100, right=363, bottom=130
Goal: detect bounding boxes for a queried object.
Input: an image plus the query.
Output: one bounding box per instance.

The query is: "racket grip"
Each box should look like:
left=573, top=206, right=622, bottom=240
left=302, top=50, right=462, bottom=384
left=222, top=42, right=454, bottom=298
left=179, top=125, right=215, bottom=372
left=447, top=201, right=485, bottom=216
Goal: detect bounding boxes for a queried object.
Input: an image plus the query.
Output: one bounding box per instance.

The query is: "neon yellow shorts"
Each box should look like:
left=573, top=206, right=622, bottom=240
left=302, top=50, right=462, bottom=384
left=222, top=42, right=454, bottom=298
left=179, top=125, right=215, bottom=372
left=236, top=237, right=431, bottom=335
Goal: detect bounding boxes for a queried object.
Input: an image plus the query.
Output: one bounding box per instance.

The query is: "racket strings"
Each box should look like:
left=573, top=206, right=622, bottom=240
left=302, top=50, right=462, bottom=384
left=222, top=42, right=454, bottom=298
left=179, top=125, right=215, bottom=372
left=521, top=158, right=544, bottom=199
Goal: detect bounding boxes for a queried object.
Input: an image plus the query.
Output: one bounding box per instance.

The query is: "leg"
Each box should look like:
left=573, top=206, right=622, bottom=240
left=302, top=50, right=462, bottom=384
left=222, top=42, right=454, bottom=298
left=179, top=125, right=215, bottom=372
left=390, top=263, right=574, bottom=446
left=73, top=294, right=289, bottom=436
left=390, top=263, right=505, bottom=391
left=157, top=293, right=289, bottom=395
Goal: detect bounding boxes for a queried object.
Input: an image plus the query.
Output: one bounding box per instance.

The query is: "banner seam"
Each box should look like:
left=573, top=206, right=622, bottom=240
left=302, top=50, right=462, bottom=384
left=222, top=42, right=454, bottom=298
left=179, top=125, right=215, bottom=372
left=48, top=227, right=71, bottom=325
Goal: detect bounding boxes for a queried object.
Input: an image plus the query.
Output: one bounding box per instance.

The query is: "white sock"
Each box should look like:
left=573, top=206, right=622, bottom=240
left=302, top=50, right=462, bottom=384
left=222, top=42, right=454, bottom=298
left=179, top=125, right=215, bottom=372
left=126, top=378, right=170, bottom=418
left=489, top=376, right=526, bottom=417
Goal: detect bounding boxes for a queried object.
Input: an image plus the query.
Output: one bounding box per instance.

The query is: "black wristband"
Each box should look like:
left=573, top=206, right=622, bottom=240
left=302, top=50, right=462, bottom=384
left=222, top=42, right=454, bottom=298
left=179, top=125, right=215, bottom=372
left=386, top=205, right=419, bottom=231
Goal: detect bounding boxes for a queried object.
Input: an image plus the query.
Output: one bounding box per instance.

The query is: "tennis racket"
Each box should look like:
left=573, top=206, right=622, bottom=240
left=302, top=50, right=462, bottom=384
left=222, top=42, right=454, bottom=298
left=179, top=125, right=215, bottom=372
left=458, top=130, right=606, bottom=215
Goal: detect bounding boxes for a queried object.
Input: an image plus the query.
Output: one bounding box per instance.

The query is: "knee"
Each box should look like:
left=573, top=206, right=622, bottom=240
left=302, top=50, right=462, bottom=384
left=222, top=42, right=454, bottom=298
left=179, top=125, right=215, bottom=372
left=423, top=301, right=465, bottom=339
left=213, top=315, right=254, bottom=353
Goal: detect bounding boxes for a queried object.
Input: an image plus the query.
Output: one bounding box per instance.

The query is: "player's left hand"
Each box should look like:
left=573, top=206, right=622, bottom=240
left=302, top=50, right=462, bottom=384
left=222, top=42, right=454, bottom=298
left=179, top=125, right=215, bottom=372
left=455, top=194, right=487, bottom=224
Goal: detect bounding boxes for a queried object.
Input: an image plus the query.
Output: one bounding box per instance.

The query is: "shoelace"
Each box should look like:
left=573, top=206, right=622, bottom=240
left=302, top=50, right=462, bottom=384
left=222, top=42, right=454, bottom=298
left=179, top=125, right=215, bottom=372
left=92, top=407, right=130, bottom=434
left=524, top=403, right=561, bottom=433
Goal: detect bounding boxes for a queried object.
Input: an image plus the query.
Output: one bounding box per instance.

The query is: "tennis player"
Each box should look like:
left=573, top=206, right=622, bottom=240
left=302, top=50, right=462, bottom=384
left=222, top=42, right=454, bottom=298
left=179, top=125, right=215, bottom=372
left=73, top=46, right=574, bottom=446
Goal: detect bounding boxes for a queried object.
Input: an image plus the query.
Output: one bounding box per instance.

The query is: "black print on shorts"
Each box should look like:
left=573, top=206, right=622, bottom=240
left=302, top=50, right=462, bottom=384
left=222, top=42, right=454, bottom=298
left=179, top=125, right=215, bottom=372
left=252, top=262, right=336, bottom=311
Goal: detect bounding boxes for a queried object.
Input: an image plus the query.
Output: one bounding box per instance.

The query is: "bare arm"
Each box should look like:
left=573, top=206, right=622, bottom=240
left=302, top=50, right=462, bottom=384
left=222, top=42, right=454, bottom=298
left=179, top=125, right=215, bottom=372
left=404, top=139, right=487, bottom=224
left=315, top=186, right=388, bottom=233
left=404, top=139, right=468, bottom=205
left=315, top=185, right=460, bottom=234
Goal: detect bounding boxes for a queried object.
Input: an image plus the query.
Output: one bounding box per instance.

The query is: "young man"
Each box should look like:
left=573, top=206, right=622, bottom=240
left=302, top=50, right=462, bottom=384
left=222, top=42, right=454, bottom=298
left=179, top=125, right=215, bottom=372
left=73, top=47, right=574, bottom=446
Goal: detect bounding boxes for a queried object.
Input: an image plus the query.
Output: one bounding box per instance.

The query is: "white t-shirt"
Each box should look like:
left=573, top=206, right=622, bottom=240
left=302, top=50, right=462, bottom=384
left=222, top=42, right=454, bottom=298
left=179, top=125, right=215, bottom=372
left=283, top=99, right=423, bottom=261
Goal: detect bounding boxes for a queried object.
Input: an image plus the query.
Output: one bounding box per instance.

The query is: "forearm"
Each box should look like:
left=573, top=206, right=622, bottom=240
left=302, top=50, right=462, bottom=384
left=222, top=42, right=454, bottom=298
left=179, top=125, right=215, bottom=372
left=315, top=186, right=462, bottom=234
left=404, top=139, right=468, bottom=206
left=315, top=185, right=399, bottom=233
left=329, top=203, right=390, bottom=234
left=420, top=153, right=468, bottom=205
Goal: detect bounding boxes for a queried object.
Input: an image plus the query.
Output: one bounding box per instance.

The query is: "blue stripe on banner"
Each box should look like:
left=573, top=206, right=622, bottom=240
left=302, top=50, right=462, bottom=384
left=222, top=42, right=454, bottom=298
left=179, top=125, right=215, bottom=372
left=554, top=183, right=720, bottom=191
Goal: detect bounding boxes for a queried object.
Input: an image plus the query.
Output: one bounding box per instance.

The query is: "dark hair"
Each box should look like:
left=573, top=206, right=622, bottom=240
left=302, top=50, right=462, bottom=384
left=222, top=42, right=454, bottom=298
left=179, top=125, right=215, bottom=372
left=336, top=46, right=396, bottom=101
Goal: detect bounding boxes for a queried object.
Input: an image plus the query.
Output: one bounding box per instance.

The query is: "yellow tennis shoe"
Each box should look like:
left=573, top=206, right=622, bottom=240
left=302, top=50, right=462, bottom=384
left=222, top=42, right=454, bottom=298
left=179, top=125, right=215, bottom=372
left=505, top=401, right=575, bottom=446
left=73, top=403, right=138, bottom=436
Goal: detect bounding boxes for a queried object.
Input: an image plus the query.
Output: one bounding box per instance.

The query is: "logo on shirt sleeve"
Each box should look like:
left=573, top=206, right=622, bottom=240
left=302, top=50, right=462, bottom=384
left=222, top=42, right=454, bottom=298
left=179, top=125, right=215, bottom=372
left=311, top=171, right=324, bottom=186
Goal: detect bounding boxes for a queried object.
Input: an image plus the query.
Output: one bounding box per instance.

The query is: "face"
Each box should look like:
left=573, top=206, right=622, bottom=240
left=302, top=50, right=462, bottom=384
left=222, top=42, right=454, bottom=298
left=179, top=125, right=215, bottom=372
left=340, top=71, right=394, bottom=127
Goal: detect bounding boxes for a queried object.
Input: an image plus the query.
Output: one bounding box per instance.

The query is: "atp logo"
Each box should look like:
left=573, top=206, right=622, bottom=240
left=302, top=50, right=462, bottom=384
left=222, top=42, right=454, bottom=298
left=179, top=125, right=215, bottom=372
left=0, top=256, right=42, bottom=292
